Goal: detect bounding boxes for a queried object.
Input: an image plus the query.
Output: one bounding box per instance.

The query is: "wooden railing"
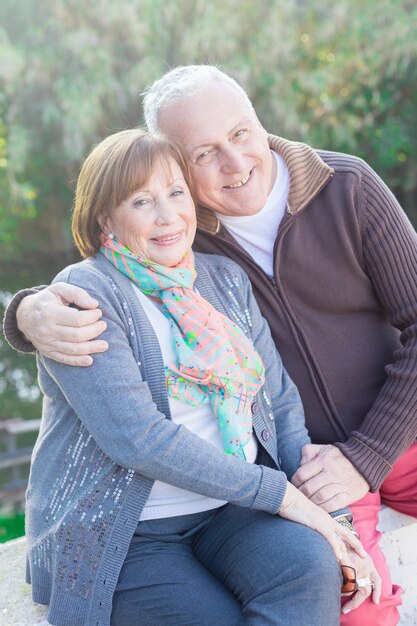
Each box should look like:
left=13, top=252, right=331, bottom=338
left=0, top=418, right=40, bottom=509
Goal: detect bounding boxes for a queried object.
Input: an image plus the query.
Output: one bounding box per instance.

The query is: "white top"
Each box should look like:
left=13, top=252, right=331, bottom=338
left=216, top=151, right=289, bottom=277
left=133, top=285, right=258, bottom=520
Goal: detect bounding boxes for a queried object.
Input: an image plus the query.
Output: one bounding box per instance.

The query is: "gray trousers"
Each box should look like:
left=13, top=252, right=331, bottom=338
left=111, top=504, right=342, bottom=625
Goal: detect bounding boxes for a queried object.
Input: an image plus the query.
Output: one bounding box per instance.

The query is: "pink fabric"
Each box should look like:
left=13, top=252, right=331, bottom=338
left=341, top=442, right=417, bottom=625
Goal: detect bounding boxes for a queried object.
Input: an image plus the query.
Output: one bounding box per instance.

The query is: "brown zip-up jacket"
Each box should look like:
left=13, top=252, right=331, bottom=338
left=194, top=135, right=417, bottom=492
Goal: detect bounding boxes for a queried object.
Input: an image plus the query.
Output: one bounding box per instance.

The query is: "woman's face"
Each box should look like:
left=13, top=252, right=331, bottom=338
left=102, top=157, right=197, bottom=267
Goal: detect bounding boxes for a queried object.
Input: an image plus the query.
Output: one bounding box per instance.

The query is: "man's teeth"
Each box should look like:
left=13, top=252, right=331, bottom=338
left=226, top=173, right=250, bottom=189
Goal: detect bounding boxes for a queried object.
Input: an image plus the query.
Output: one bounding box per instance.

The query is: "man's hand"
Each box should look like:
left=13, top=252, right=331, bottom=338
left=16, top=283, right=109, bottom=366
left=291, top=444, right=369, bottom=511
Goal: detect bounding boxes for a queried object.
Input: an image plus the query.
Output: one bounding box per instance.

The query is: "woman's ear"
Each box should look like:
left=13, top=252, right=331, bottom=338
left=99, top=214, right=116, bottom=240
left=98, top=213, right=111, bottom=235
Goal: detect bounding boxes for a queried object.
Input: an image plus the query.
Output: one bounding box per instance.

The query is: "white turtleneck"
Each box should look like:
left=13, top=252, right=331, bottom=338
left=215, top=151, right=289, bottom=277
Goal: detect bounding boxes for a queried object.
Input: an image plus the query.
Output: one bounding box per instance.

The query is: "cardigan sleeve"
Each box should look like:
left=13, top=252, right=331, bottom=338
left=335, top=161, right=417, bottom=490
left=38, top=264, right=288, bottom=515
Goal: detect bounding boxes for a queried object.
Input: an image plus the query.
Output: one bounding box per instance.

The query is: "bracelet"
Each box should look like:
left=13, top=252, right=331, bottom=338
left=336, top=516, right=360, bottom=539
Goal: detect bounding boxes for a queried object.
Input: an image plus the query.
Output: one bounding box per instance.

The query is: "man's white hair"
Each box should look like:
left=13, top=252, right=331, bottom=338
left=143, top=65, right=252, bottom=133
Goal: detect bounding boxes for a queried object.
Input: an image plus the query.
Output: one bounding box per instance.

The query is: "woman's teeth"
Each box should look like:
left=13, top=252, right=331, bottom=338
left=154, top=233, right=180, bottom=242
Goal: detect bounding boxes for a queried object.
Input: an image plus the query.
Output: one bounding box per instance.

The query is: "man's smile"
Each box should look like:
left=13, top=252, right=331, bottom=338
left=223, top=170, right=252, bottom=190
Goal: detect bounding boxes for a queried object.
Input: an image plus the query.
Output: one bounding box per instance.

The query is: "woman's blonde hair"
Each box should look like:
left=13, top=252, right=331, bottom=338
left=72, top=128, right=195, bottom=258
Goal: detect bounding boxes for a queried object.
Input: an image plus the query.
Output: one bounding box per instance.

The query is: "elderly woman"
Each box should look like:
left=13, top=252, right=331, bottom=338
left=25, top=129, right=373, bottom=626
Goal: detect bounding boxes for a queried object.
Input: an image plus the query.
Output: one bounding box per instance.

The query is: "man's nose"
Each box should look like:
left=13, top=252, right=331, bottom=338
left=220, top=146, right=246, bottom=174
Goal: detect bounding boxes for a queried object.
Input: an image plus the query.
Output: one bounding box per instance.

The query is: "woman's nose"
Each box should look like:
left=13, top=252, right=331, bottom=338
left=155, top=201, right=178, bottom=225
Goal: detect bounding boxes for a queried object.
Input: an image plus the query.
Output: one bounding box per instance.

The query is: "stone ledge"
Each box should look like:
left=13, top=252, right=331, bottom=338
left=1, top=507, right=416, bottom=625
left=0, top=537, right=48, bottom=626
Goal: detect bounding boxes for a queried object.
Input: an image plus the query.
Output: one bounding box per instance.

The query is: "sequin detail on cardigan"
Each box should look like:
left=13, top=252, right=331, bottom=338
left=30, top=423, right=135, bottom=600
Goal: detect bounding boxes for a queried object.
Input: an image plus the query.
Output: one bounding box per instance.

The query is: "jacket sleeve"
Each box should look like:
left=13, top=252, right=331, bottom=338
left=335, top=160, right=417, bottom=490
left=38, top=266, right=288, bottom=515
left=239, top=267, right=311, bottom=479
left=2, top=287, right=46, bottom=353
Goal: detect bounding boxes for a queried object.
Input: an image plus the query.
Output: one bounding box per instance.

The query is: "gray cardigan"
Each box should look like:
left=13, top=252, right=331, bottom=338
left=26, top=252, right=310, bottom=626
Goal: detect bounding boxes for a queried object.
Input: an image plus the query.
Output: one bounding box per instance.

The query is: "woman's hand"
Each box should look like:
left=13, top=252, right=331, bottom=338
left=279, top=482, right=381, bottom=611
left=278, top=482, right=365, bottom=565
left=341, top=548, right=381, bottom=614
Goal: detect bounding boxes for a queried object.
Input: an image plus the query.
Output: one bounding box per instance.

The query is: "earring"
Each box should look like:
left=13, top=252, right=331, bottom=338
left=108, top=232, right=115, bottom=240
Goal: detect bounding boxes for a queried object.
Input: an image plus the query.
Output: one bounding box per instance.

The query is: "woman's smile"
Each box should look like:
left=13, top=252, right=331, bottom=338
left=151, top=230, right=185, bottom=245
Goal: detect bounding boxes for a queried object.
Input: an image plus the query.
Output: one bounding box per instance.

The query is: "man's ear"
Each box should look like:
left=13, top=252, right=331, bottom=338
left=252, top=107, right=267, bottom=134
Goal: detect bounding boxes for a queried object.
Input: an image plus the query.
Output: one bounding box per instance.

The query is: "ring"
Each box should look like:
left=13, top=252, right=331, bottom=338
left=356, top=577, right=374, bottom=589
left=332, top=530, right=339, bottom=538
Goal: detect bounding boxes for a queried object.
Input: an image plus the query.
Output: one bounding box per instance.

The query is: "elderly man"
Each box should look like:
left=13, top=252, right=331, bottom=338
left=4, top=65, right=417, bottom=625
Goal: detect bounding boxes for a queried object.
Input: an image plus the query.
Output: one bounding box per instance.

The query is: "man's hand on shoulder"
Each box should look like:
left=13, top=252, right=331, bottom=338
left=291, top=444, right=369, bottom=511
left=16, top=283, right=109, bottom=366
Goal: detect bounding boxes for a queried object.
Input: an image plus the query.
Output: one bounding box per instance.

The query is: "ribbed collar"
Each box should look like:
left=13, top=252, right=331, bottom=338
left=196, top=135, right=334, bottom=235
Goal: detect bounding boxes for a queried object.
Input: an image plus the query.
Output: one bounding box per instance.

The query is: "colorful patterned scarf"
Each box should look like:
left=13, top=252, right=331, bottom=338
left=100, top=235, right=265, bottom=459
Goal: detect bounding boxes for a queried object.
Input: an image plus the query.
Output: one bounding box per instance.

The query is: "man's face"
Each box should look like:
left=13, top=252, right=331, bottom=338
left=157, top=81, right=276, bottom=217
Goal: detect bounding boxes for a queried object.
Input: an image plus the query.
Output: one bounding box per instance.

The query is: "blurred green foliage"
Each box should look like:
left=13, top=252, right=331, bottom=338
left=0, top=512, right=25, bottom=543
left=0, top=0, right=416, bottom=423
